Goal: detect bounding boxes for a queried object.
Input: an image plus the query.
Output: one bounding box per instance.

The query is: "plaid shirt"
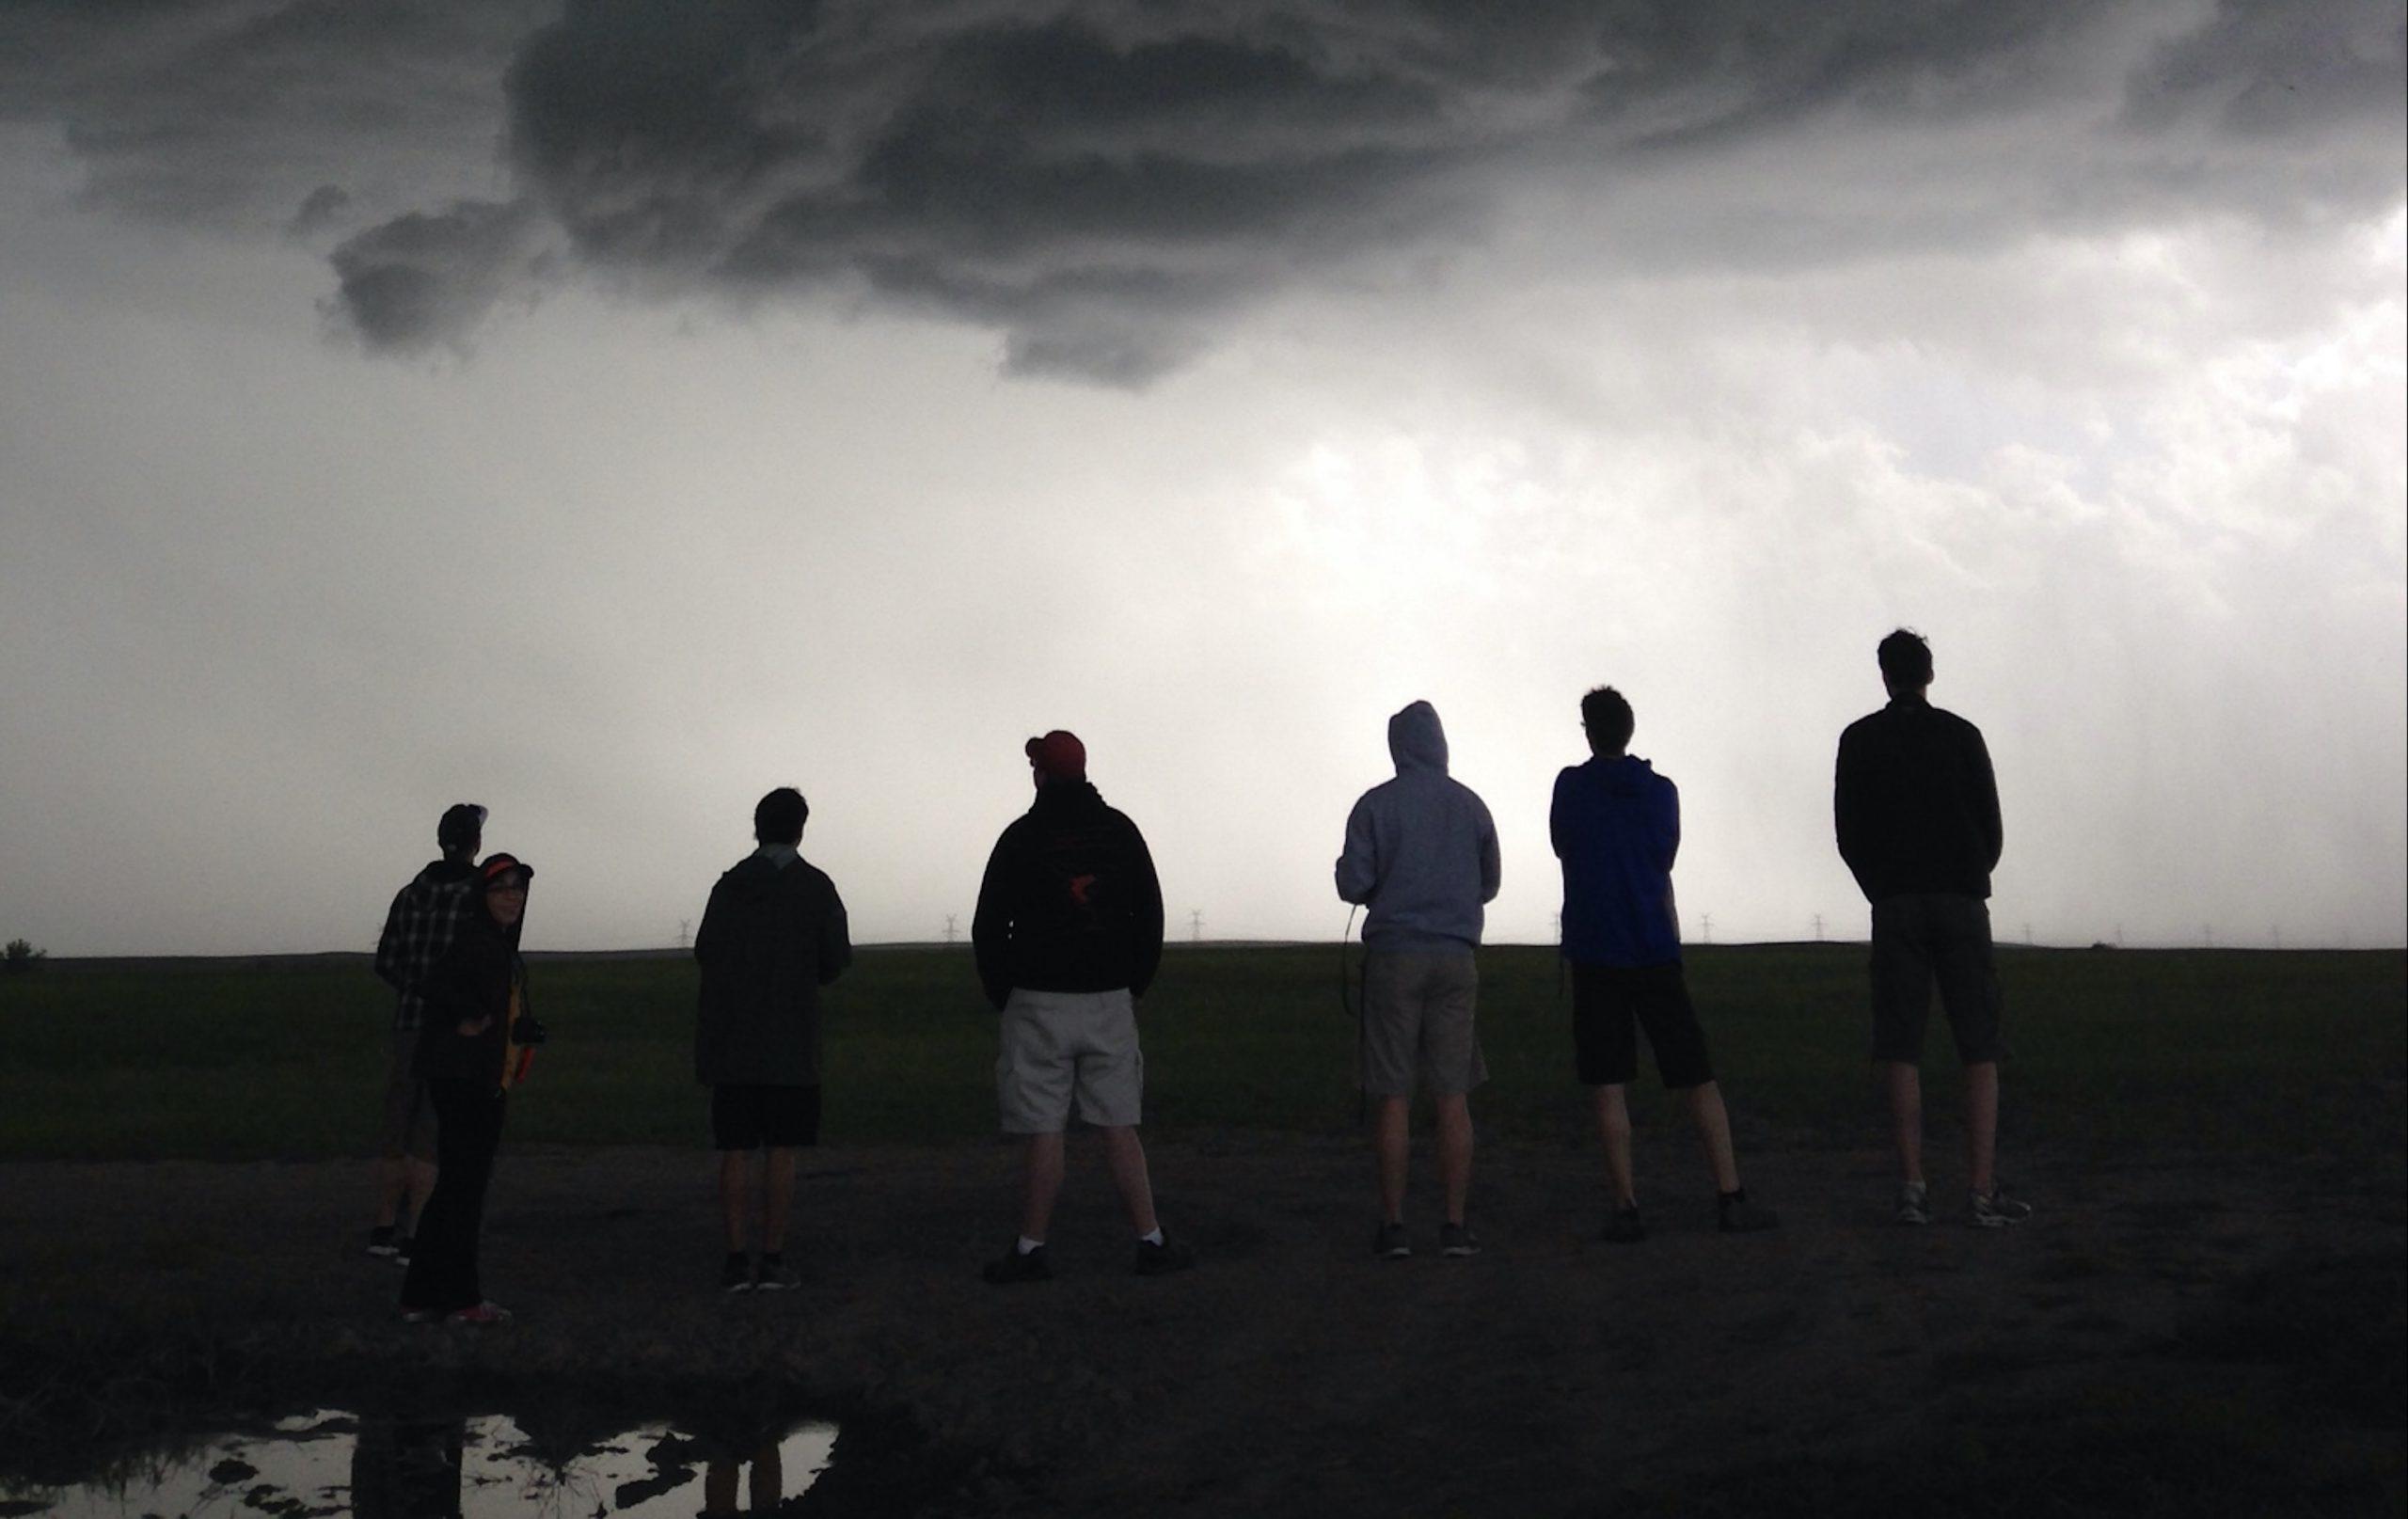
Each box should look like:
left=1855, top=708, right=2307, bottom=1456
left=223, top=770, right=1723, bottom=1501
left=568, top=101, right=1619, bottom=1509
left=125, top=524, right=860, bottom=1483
left=374, top=861, right=480, bottom=1033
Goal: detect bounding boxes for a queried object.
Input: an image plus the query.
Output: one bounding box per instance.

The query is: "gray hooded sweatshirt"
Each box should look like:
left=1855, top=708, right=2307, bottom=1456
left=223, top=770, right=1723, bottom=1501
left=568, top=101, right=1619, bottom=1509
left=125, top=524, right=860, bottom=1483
left=1335, top=701, right=1502, bottom=954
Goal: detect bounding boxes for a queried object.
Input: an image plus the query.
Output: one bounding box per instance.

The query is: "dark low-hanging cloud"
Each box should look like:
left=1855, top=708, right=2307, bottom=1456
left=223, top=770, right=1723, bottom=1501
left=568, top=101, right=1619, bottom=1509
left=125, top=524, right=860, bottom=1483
left=8, top=1, right=2401, bottom=382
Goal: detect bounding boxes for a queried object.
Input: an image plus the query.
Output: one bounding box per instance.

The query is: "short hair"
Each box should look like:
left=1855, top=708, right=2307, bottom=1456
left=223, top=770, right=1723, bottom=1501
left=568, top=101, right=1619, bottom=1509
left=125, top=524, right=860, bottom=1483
left=1877, top=628, right=1933, bottom=687
left=1579, top=687, right=1635, bottom=750
left=752, top=787, right=808, bottom=846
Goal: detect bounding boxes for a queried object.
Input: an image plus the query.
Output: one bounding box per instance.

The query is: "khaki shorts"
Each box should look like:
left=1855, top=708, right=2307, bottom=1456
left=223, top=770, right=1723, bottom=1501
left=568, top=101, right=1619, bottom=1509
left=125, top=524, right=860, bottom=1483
left=1361, top=951, right=1487, bottom=1097
left=375, top=1026, right=436, bottom=1162
left=996, top=988, right=1144, bottom=1133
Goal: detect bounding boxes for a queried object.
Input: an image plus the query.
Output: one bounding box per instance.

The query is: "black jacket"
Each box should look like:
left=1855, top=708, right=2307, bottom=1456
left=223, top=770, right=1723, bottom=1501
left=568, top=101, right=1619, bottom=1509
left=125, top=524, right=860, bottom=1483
left=693, top=851, right=851, bottom=1086
left=1834, top=695, right=2004, bottom=902
left=414, top=910, right=528, bottom=1089
left=973, top=781, right=1164, bottom=1009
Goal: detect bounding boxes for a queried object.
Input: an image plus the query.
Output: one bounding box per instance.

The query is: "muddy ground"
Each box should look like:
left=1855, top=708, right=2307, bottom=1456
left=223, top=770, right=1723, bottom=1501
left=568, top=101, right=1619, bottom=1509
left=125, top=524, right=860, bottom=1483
left=3, top=1131, right=2402, bottom=1516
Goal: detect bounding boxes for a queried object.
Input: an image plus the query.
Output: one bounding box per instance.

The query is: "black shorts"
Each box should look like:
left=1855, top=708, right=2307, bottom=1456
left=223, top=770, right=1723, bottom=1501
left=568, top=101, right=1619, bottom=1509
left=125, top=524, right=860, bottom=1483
left=1571, top=961, right=1716, bottom=1088
left=710, top=1084, right=823, bottom=1150
left=1869, top=894, right=2004, bottom=1064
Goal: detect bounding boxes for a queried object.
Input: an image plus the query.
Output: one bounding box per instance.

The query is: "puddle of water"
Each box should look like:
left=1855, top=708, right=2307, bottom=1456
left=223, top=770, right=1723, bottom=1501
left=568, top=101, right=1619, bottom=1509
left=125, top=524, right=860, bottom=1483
left=2, top=1407, right=837, bottom=1517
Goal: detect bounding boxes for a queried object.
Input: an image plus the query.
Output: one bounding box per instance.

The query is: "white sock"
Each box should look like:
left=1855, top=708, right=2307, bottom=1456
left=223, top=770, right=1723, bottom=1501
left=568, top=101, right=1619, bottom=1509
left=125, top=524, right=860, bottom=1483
left=1016, top=1235, right=1044, bottom=1256
left=1139, top=1226, right=1164, bottom=1246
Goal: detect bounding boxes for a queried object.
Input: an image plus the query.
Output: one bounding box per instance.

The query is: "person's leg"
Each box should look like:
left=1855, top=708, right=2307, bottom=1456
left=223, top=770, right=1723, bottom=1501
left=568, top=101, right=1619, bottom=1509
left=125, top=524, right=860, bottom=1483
left=1965, top=1061, right=1999, bottom=1196
left=1882, top=1061, right=1925, bottom=1186
left=761, top=1147, right=799, bottom=1253
left=1100, top=1126, right=1160, bottom=1236
left=404, top=1157, right=436, bottom=1231
left=719, top=1150, right=752, bottom=1254
left=1592, top=1084, right=1636, bottom=1207
left=1433, top=1093, right=1474, bottom=1228
left=1018, top=1131, right=1066, bottom=1241
left=1682, top=1082, right=1742, bottom=1194
left=404, top=1081, right=499, bottom=1311
left=1369, top=1095, right=1411, bottom=1224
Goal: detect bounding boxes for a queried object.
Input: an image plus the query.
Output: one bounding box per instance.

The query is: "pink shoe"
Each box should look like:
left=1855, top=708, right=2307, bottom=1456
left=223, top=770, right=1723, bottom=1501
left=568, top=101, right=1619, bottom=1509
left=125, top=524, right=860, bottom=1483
left=446, top=1301, right=514, bottom=1325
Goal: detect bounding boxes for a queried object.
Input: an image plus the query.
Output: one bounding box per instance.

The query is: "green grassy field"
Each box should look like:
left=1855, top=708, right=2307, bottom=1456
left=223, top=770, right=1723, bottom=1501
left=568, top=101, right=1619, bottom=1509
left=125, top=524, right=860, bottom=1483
left=0, top=944, right=2400, bottom=1162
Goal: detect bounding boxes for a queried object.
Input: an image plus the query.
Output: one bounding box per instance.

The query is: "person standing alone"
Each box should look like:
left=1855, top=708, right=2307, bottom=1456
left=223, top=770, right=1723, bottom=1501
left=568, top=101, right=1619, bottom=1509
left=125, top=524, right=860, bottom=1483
left=974, top=730, right=1191, bottom=1283
left=1336, top=700, right=1500, bottom=1259
left=1835, top=629, right=2029, bottom=1227
left=368, top=802, right=485, bottom=1261
left=694, top=786, right=852, bottom=1292
left=1551, top=687, right=1778, bottom=1242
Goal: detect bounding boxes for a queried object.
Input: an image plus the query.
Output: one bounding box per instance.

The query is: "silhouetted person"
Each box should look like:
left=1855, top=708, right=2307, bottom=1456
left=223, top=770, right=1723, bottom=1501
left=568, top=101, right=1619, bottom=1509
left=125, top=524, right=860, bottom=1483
left=400, top=853, right=540, bottom=1321
left=1552, top=687, right=1779, bottom=1241
left=1336, top=700, right=1500, bottom=1259
left=368, top=801, right=485, bottom=1262
left=973, top=730, right=1192, bottom=1282
left=1836, top=630, right=2028, bottom=1227
left=694, top=786, right=851, bottom=1293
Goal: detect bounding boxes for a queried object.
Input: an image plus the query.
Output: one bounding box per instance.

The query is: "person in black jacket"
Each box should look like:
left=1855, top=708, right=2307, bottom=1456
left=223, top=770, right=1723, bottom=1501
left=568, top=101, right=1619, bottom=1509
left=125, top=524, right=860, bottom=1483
left=694, top=786, right=852, bottom=1293
left=972, top=730, right=1192, bottom=1283
left=399, top=853, right=539, bottom=1323
left=1835, top=631, right=2029, bottom=1228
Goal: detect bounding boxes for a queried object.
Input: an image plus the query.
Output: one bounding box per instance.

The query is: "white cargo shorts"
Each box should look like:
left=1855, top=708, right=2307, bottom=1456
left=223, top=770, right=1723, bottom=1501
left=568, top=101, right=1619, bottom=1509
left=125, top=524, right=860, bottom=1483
left=995, top=987, right=1144, bottom=1134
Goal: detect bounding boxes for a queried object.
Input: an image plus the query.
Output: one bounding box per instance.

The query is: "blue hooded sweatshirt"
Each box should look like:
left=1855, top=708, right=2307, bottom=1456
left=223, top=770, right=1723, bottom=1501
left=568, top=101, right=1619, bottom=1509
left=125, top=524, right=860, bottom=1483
left=1335, top=702, right=1501, bottom=954
left=1550, top=754, right=1683, bottom=968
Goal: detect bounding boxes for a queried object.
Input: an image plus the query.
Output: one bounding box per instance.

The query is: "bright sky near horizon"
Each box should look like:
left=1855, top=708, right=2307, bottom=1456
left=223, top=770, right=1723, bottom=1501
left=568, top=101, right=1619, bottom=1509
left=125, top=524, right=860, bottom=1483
left=2, top=0, right=2401, bottom=957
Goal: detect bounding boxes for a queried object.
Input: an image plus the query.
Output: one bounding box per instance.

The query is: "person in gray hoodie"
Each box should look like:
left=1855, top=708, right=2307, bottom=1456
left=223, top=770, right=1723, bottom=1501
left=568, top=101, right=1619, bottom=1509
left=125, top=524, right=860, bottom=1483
left=694, top=787, right=852, bottom=1291
left=1336, top=700, right=1501, bottom=1259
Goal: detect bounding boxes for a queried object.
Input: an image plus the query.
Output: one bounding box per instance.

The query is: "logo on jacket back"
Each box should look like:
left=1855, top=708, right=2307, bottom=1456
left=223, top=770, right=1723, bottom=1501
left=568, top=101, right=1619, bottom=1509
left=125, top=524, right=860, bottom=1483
left=1069, top=874, right=1098, bottom=907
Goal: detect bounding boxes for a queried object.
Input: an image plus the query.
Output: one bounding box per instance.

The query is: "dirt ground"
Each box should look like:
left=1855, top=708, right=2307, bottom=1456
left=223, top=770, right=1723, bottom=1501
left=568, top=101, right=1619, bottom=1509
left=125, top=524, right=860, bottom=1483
left=3, top=1131, right=2403, bottom=1516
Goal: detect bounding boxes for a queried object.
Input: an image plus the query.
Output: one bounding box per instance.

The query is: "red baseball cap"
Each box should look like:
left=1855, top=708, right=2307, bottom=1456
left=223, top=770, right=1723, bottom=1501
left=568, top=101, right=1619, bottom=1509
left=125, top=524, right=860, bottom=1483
left=1024, top=730, right=1086, bottom=783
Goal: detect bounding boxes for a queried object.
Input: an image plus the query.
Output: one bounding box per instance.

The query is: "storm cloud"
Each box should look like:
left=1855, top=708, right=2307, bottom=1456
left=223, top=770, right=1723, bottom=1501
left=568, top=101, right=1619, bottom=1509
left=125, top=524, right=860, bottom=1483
left=12, top=1, right=2396, bottom=380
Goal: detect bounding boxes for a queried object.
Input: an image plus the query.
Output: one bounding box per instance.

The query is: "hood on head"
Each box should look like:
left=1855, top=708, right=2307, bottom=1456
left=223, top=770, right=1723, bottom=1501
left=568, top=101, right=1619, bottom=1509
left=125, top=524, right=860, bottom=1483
left=1387, top=701, right=1448, bottom=775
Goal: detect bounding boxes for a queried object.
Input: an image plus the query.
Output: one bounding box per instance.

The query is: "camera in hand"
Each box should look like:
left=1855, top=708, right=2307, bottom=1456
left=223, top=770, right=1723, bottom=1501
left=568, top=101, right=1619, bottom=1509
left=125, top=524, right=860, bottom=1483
left=511, top=1016, right=549, bottom=1047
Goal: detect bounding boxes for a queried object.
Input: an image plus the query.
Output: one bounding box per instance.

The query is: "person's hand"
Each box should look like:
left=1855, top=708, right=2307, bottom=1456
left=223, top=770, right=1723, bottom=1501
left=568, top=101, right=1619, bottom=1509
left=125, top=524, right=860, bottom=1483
left=455, top=1016, right=491, bottom=1037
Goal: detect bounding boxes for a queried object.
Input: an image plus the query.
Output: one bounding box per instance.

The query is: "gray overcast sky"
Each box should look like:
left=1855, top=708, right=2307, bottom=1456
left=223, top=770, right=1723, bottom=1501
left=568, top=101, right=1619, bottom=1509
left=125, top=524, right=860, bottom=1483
left=1, top=0, right=2400, bottom=955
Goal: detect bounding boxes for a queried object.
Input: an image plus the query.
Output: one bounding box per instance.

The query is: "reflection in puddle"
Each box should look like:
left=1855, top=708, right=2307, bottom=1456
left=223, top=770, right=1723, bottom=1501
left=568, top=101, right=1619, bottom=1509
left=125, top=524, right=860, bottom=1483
left=5, top=1407, right=836, bottom=1517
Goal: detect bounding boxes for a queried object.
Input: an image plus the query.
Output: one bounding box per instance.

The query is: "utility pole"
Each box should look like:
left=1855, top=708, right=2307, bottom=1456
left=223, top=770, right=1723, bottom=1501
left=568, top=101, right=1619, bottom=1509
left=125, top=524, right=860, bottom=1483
left=2115, top=924, right=2124, bottom=948
left=2023, top=923, right=2034, bottom=946
left=676, top=919, right=690, bottom=951
left=1701, top=912, right=1713, bottom=945
left=944, top=914, right=958, bottom=946
left=1812, top=913, right=1823, bottom=941
left=1190, top=909, right=1204, bottom=944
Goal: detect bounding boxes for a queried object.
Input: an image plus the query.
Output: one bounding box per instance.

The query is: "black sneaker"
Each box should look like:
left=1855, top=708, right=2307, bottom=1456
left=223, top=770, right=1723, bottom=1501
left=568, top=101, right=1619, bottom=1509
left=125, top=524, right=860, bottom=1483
left=366, top=1226, right=399, bottom=1259
left=1439, top=1223, right=1481, bottom=1258
left=1133, top=1237, right=1196, bottom=1276
left=1601, top=1205, right=1646, bottom=1244
left=754, top=1254, right=801, bottom=1290
left=1970, top=1186, right=2033, bottom=1228
left=1718, top=1192, right=1781, bottom=1233
left=720, top=1254, right=754, bottom=1294
left=982, top=1243, right=1052, bottom=1285
left=1372, top=1221, right=1411, bottom=1259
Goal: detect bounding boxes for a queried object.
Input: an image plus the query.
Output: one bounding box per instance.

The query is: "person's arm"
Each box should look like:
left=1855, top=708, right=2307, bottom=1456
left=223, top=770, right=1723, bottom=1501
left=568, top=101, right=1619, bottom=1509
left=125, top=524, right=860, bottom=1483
left=423, top=935, right=497, bottom=1039
left=1548, top=771, right=1573, bottom=860
left=1475, top=796, right=1502, bottom=906
left=1334, top=797, right=1379, bottom=905
left=1833, top=728, right=1867, bottom=883
left=691, top=878, right=721, bottom=968
left=1969, top=726, right=2004, bottom=873
left=1125, top=818, right=1165, bottom=1001
left=970, top=832, right=1015, bottom=1011
left=1656, top=776, right=1682, bottom=873
left=818, top=878, right=853, bottom=986
left=372, top=888, right=411, bottom=991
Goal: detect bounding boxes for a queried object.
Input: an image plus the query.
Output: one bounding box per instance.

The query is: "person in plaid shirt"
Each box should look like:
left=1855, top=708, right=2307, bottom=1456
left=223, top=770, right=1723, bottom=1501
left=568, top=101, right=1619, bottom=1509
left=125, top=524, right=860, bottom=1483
left=367, top=802, right=485, bottom=1260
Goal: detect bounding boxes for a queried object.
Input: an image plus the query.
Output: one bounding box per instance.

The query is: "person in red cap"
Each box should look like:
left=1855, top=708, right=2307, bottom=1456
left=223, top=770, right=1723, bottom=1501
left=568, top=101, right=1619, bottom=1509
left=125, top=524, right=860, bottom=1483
left=972, top=730, right=1192, bottom=1282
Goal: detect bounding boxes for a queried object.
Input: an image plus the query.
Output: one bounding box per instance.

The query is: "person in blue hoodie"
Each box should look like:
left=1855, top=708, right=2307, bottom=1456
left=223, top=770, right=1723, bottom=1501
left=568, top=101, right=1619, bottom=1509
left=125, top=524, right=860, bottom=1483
left=1552, top=687, right=1778, bottom=1242
left=1337, top=700, right=1500, bottom=1260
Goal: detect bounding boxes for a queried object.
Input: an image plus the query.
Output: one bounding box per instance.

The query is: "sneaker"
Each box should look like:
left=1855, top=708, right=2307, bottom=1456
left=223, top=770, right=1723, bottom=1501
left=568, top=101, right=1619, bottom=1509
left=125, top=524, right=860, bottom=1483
left=365, top=1226, right=399, bottom=1259
left=753, top=1254, right=802, bottom=1291
left=981, top=1242, right=1052, bottom=1285
left=1133, top=1237, right=1196, bottom=1276
left=389, top=1236, right=413, bottom=1268
left=399, top=1305, right=441, bottom=1324
left=1440, top=1223, right=1481, bottom=1258
left=446, top=1301, right=513, bottom=1325
left=1895, top=1181, right=1932, bottom=1226
left=1718, top=1193, right=1781, bottom=1234
left=1970, top=1186, right=2033, bottom=1228
left=1372, top=1221, right=1411, bottom=1259
left=1601, top=1204, right=1646, bottom=1243
left=720, top=1254, right=754, bottom=1294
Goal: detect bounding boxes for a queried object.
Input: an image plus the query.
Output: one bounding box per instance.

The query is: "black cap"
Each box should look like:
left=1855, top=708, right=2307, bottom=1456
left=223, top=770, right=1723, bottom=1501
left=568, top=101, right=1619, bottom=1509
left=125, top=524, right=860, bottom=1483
left=479, top=853, right=532, bottom=890
left=437, top=803, right=487, bottom=850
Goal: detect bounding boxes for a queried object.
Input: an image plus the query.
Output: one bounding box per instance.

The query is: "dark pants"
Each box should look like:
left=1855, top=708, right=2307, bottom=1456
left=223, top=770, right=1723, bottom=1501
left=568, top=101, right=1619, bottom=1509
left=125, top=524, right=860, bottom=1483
left=401, top=1080, right=506, bottom=1313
